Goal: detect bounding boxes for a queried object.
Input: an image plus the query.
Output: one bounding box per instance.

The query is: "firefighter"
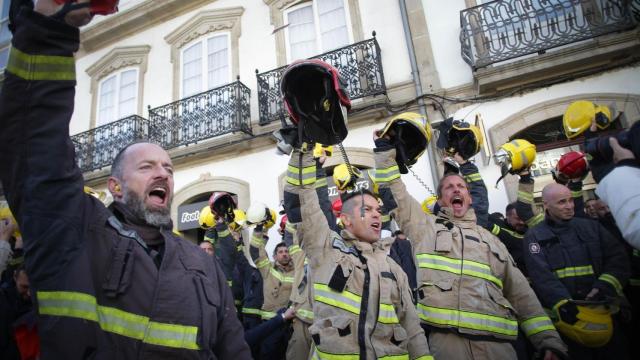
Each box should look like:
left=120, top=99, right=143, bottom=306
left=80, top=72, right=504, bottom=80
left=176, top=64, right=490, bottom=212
left=374, top=128, right=567, bottom=359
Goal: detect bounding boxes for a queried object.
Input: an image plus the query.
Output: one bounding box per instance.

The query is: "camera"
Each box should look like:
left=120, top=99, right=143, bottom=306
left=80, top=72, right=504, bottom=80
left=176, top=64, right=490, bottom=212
left=584, top=121, right=640, bottom=163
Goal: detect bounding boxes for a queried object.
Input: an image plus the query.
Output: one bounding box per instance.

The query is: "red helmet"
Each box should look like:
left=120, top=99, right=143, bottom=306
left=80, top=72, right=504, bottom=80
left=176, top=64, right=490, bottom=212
left=332, top=198, right=342, bottom=214
left=279, top=215, right=288, bottom=234
left=280, top=59, right=351, bottom=145
left=54, top=0, right=119, bottom=16
left=208, top=192, right=237, bottom=222
left=556, top=151, right=589, bottom=180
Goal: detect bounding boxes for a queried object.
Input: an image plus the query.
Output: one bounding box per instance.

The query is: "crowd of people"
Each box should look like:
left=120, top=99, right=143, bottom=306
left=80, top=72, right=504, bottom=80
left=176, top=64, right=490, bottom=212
left=1, top=1, right=639, bottom=359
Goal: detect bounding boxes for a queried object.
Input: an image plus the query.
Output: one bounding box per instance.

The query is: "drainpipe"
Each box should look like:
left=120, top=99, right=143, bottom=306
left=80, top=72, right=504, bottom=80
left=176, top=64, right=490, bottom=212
left=398, top=0, right=440, bottom=190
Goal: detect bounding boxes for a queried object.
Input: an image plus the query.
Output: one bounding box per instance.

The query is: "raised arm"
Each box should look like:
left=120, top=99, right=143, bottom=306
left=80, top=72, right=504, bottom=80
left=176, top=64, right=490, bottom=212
left=249, top=225, right=271, bottom=280
left=516, top=173, right=544, bottom=228
left=0, top=9, right=89, bottom=289
left=459, top=160, right=489, bottom=227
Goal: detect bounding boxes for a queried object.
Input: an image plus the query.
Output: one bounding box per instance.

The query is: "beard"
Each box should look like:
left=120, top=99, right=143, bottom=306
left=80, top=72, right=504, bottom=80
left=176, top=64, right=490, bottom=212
left=121, top=186, right=172, bottom=228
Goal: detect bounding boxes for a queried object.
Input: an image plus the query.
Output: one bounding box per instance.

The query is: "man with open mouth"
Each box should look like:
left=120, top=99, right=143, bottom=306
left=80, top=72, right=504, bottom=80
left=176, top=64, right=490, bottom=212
left=0, top=1, right=250, bottom=358
left=373, top=130, right=568, bottom=360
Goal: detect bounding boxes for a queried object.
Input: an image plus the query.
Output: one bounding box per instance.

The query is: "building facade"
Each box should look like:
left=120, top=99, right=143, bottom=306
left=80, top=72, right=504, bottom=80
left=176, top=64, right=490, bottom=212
left=0, top=0, right=638, bottom=248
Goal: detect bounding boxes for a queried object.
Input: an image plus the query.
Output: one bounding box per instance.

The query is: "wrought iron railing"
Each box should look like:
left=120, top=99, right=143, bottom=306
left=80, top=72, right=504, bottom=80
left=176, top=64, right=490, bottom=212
left=460, top=0, right=638, bottom=69
left=71, top=115, right=149, bottom=172
left=256, top=34, right=386, bottom=125
left=148, top=80, right=252, bottom=150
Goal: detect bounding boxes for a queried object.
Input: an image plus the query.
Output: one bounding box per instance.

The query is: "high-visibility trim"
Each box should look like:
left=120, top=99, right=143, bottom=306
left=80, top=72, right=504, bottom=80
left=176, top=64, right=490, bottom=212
left=417, top=253, right=503, bottom=288
left=37, top=291, right=199, bottom=350
left=629, top=278, right=640, bottom=287
left=378, top=354, right=409, bottom=360
left=417, top=304, right=518, bottom=337
left=7, top=46, right=76, bottom=81
left=381, top=214, right=391, bottom=223
left=571, top=190, right=582, bottom=199
left=315, top=178, right=328, bottom=188
left=499, top=226, right=523, bottom=239
left=287, top=165, right=317, bottom=186
left=234, top=299, right=242, bottom=306
left=285, top=222, right=297, bottom=234
left=520, top=315, right=555, bottom=336
left=242, top=307, right=262, bottom=316
left=297, top=309, right=314, bottom=320
left=261, top=310, right=277, bottom=320
left=217, top=229, right=230, bottom=238
left=378, top=303, right=399, bottom=324
left=413, top=356, right=435, bottom=360
left=526, top=213, right=544, bottom=228
left=463, top=173, right=482, bottom=182
left=250, top=235, right=265, bottom=247
left=313, top=283, right=361, bottom=315
left=491, top=224, right=501, bottom=235
left=270, top=268, right=294, bottom=283
left=226, top=280, right=232, bottom=287
left=289, top=244, right=302, bottom=255
left=375, top=166, right=400, bottom=183
left=236, top=245, right=243, bottom=252
left=310, top=344, right=359, bottom=360
left=203, top=235, right=216, bottom=243
left=554, top=265, right=594, bottom=279
left=599, top=273, right=623, bottom=294
left=517, top=191, right=534, bottom=204
left=256, top=258, right=271, bottom=269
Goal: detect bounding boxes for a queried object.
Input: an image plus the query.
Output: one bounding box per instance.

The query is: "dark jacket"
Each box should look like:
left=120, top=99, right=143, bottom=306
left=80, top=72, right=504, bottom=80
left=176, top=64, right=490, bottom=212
left=0, top=286, right=32, bottom=360
left=389, top=238, right=418, bottom=291
left=488, top=218, right=528, bottom=276
left=524, top=216, right=630, bottom=309
left=0, top=10, right=250, bottom=359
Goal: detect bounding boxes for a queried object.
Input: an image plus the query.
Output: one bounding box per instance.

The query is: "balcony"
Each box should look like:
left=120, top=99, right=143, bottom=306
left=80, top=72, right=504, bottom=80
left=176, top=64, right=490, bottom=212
left=256, top=35, right=387, bottom=126
left=71, top=115, right=149, bottom=173
left=460, top=0, right=638, bottom=70
left=148, top=80, right=252, bottom=150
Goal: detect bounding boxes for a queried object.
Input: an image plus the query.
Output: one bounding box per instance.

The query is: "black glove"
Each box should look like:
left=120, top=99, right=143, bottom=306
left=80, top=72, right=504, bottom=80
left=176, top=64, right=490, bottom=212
left=374, top=137, right=394, bottom=151
left=557, top=301, right=579, bottom=324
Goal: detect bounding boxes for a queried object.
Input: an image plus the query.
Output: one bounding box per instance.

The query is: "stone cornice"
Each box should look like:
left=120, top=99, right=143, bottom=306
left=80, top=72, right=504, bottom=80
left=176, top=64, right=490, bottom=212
left=85, top=45, right=151, bottom=82
left=80, top=0, right=215, bottom=53
left=164, top=7, right=244, bottom=50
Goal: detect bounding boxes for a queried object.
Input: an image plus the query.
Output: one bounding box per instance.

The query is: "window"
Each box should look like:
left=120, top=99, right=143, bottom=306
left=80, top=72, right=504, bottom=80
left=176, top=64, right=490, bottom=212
left=284, top=0, right=351, bottom=62
left=181, top=33, right=230, bottom=98
left=97, top=68, right=138, bottom=126
left=0, top=0, right=11, bottom=69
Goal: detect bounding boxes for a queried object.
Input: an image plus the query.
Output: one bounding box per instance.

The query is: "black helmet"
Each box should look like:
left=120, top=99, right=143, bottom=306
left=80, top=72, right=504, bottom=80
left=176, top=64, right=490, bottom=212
left=436, top=118, right=484, bottom=160
left=281, top=59, right=351, bottom=145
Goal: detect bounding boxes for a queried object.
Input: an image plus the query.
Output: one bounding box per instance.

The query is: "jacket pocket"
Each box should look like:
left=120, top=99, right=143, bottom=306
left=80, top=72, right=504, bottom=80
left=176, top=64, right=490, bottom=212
left=102, top=238, right=136, bottom=298
left=486, top=282, right=517, bottom=319
left=435, top=231, right=453, bottom=252
left=372, top=322, right=409, bottom=357
left=194, top=276, right=221, bottom=351
left=418, top=277, right=454, bottom=301
left=309, top=316, right=355, bottom=353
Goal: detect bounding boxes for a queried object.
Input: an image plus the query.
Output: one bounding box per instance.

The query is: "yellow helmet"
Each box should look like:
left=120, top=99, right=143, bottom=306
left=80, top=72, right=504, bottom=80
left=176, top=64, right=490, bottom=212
left=264, top=208, right=277, bottom=230
left=333, top=163, right=363, bottom=191
left=0, top=204, right=21, bottom=238
left=199, top=206, right=215, bottom=229
left=436, top=118, right=484, bottom=160
left=554, top=301, right=613, bottom=348
left=563, top=101, right=613, bottom=139
left=421, top=195, right=438, bottom=215
left=496, top=139, right=537, bottom=172
left=380, top=112, right=432, bottom=172
left=313, top=144, right=333, bottom=158
left=229, top=209, right=246, bottom=231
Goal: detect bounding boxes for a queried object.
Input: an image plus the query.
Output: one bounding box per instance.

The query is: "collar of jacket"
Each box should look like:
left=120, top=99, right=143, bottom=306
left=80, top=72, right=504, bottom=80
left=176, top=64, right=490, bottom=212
left=340, top=229, right=376, bottom=254
left=438, top=207, right=477, bottom=229
left=275, top=261, right=294, bottom=273
left=109, top=201, right=167, bottom=247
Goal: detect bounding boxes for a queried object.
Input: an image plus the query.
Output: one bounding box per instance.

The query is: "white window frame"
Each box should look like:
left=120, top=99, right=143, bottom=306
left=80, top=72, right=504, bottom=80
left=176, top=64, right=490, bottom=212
left=179, top=32, right=232, bottom=98
left=96, top=67, right=139, bottom=126
left=283, top=0, right=354, bottom=63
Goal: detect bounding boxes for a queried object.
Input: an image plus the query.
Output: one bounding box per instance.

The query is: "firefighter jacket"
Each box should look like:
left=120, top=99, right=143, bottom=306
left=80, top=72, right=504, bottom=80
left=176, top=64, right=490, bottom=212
left=0, top=10, right=250, bottom=359
left=523, top=216, right=630, bottom=309
left=284, top=222, right=314, bottom=324
left=250, top=226, right=294, bottom=320
left=374, top=147, right=567, bottom=355
left=212, top=222, right=244, bottom=307
left=488, top=218, right=528, bottom=277
left=236, top=239, right=265, bottom=321
left=285, top=150, right=432, bottom=360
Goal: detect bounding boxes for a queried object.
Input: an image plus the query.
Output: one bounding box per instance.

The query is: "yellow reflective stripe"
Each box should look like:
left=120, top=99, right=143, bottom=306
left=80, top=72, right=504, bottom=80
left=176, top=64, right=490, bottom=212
left=498, top=226, right=523, bottom=239
left=37, top=291, right=199, bottom=350
left=417, top=253, right=503, bottom=288
left=242, top=307, right=262, bottom=316
left=378, top=303, right=399, bottom=324
left=311, top=344, right=359, bottom=360
left=520, top=315, right=555, bottom=336
left=381, top=214, right=391, bottom=223
left=289, top=244, right=302, bottom=255
left=518, top=190, right=533, bottom=204
left=527, top=213, right=544, bottom=228
left=554, top=265, right=594, bottom=279
left=287, top=165, right=317, bottom=186
left=227, top=280, right=233, bottom=287
left=314, top=283, right=361, bottom=315
left=217, top=229, right=230, bottom=238
left=236, top=244, right=243, bottom=252
left=297, top=308, right=314, bottom=320
left=491, top=224, right=501, bottom=235
left=251, top=235, right=265, bottom=247
left=285, top=221, right=297, bottom=234
left=414, top=356, right=435, bottom=360
left=270, top=268, right=294, bottom=283
left=417, top=304, right=518, bottom=337
left=256, top=258, right=271, bottom=269
left=375, top=166, right=400, bottom=183
left=315, top=177, right=328, bottom=188
left=378, top=354, right=409, bottom=360
left=463, top=173, right=482, bottom=182
left=203, top=235, right=215, bottom=243
left=629, top=279, right=640, bottom=287
left=261, top=310, right=278, bottom=319
left=571, top=190, right=582, bottom=199
left=234, top=299, right=242, bottom=306
left=599, top=273, right=623, bottom=294
left=7, top=46, right=76, bottom=81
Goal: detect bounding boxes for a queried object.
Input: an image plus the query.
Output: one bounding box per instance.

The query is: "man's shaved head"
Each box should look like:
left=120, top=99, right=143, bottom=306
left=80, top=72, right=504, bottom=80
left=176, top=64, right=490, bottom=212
left=542, top=183, right=574, bottom=222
